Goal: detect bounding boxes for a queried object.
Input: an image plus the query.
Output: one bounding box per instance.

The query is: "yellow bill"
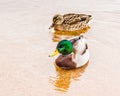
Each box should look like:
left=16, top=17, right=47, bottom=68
left=49, top=49, right=59, bottom=57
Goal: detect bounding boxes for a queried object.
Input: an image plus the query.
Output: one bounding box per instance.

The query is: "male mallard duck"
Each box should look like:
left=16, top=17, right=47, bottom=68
left=49, top=35, right=89, bottom=69
left=49, top=13, right=92, bottom=31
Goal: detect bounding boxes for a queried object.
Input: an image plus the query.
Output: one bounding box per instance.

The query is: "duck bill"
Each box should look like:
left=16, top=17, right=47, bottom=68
left=49, top=49, right=59, bottom=57
left=49, top=23, right=54, bottom=29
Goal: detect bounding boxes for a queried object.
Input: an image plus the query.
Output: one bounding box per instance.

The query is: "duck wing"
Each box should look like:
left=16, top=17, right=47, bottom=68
left=63, top=14, right=92, bottom=25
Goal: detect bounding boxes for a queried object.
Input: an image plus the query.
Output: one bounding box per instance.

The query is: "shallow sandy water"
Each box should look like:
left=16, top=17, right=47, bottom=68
left=0, top=0, right=120, bottom=96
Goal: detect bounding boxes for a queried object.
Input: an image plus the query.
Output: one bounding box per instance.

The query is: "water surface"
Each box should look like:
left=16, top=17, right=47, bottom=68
left=0, top=0, right=120, bottom=96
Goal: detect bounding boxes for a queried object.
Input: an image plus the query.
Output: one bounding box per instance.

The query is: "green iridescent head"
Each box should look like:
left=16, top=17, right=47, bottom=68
left=49, top=40, right=73, bottom=57
left=57, top=40, right=73, bottom=55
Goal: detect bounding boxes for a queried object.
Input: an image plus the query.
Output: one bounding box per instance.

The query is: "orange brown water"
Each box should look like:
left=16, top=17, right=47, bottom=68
left=50, top=63, right=88, bottom=92
left=52, top=26, right=90, bottom=42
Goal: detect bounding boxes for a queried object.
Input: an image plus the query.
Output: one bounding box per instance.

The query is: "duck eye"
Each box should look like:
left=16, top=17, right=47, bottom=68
left=59, top=45, right=63, bottom=48
left=58, top=18, right=61, bottom=20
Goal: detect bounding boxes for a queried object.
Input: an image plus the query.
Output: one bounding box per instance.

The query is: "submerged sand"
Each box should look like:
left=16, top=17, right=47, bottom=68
left=0, top=0, right=120, bottom=96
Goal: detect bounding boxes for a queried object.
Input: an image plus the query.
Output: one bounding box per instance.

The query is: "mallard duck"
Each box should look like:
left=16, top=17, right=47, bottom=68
left=49, top=35, right=89, bottom=69
left=49, top=13, right=92, bottom=31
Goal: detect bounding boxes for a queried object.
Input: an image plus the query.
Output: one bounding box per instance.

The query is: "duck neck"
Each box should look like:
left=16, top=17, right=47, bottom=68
left=54, top=24, right=63, bottom=31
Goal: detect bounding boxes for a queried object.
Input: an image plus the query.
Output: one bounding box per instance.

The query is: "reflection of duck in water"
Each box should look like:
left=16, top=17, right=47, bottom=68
left=49, top=13, right=92, bottom=31
left=49, top=35, right=89, bottom=69
left=52, top=25, right=90, bottom=42
left=50, top=63, right=88, bottom=92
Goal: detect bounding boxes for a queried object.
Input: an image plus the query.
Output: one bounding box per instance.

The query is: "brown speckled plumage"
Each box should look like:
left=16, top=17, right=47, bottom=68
left=49, top=13, right=92, bottom=31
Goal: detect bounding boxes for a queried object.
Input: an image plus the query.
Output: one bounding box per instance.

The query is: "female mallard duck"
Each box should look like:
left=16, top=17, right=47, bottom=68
left=49, top=35, right=89, bottom=69
left=49, top=13, right=92, bottom=31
